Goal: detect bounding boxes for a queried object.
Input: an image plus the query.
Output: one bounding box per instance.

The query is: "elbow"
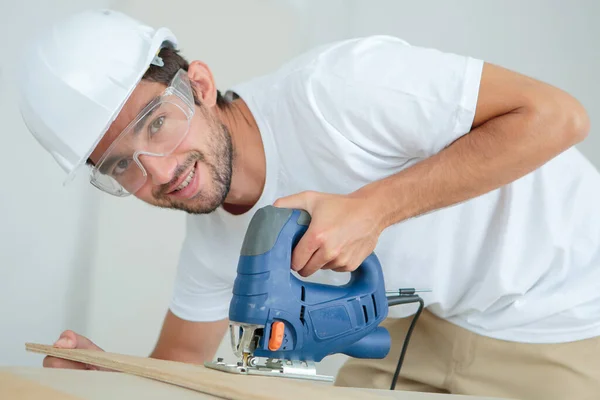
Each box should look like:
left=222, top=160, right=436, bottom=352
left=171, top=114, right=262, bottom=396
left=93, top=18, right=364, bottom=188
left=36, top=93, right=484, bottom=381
left=532, top=91, right=590, bottom=148
left=561, top=95, right=590, bottom=145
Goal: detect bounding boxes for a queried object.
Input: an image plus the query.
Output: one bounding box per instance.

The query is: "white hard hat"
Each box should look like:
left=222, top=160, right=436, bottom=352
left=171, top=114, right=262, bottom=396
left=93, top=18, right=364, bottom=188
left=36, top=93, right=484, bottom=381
left=18, top=9, right=178, bottom=184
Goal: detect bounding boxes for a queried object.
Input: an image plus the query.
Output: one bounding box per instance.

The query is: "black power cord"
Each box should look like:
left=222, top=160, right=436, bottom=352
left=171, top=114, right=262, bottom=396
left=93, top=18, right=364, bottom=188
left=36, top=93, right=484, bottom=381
left=386, top=291, right=425, bottom=391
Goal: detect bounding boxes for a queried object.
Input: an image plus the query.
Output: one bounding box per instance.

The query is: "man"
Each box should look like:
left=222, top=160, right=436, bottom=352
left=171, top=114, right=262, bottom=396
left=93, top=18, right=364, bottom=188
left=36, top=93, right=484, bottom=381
left=18, top=8, right=597, bottom=400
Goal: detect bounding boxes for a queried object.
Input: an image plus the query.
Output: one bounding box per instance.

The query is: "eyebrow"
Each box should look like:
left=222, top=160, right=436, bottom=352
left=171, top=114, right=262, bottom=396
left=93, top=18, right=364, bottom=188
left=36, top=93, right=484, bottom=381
left=98, top=95, right=161, bottom=174
left=133, top=96, right=161, bottom=135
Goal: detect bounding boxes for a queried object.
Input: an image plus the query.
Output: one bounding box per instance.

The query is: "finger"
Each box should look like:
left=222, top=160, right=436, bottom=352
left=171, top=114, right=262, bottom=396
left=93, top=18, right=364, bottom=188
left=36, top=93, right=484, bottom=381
left=43, top=355, right=88, bottom=370
left=54, top=330, right=103, bottom=351
left=331, top=258, right=362, bottom=273
left=322, top=244, right=360, bottom=271
left=291, top=238, right=318, bottom=272
left=328, top=252, right=361, bottom=273
left=43, top=355, right=105, bottom=371
left=297, top=235, right=341, bottom=276
left=291, top=229, right=320, bottom=271
left=297, top=247, right=337, bottom=277
left=273, top=191, right=314, bottom=211
left=74, top=334, right=103, bottom=351
left=322, top=255, right=350, bottom=270
left=53, top=330, right=78, bottom=348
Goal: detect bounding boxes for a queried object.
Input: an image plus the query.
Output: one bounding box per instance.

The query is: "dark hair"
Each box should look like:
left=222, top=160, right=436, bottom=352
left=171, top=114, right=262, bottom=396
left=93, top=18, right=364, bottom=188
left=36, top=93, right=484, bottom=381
left=143, top=44, right=229, bottom=108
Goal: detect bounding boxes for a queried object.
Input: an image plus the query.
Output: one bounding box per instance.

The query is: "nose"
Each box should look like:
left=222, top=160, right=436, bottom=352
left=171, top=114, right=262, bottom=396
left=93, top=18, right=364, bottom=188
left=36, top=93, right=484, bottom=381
left=138, top=154, right=178, bottom=186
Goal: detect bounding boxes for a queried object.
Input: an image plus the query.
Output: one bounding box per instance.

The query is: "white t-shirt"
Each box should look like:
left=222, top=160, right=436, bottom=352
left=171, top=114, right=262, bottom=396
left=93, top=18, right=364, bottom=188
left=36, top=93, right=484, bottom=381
left=169, top=35, right=600, bottom=344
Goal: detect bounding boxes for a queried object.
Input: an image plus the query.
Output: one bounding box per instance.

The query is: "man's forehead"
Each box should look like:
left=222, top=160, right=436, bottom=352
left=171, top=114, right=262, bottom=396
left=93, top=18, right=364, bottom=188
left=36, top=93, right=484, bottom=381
left=110, top=81, right=164, bottom=136
left=89, top=80, right=165, bottom=163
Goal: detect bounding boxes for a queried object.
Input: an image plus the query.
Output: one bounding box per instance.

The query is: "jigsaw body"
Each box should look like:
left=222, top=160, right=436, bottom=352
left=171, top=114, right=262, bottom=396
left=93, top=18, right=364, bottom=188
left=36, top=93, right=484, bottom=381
left=205, top=205, right=391, bottom=381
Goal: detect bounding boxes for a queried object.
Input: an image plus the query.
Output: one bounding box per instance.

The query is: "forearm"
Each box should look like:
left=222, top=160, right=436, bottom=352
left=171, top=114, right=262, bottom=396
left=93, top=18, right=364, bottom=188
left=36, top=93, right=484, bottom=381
left=149, top=312, right=228, bottom=364
left=150, top=336, right=222, bottom=364
left=356, top=101, right=589, bottom=230
left=149, top=345, right=212, bottom=364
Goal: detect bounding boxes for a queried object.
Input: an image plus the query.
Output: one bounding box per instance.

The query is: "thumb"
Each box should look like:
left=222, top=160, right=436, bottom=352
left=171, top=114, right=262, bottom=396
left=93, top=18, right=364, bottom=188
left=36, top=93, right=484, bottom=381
left=54, top=330, right=103, bottom=351
left=53, top=330, right=77, bottom=349
left=273, top=190, right=314, bottom=212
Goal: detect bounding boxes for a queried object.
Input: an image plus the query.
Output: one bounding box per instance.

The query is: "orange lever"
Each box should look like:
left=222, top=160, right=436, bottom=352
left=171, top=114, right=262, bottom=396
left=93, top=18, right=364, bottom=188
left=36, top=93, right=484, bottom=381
left=268, top=321, right=285, bottom=351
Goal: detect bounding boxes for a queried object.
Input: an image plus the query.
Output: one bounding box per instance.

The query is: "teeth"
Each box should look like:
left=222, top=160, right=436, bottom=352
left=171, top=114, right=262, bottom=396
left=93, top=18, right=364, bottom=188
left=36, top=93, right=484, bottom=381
left=175, top=168, right=195, bottom=191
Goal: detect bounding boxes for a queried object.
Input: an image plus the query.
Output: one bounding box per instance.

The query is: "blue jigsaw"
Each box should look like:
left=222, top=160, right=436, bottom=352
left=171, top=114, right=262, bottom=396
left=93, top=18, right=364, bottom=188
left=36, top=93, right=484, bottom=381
left=205, top=205, right=391, bottom=382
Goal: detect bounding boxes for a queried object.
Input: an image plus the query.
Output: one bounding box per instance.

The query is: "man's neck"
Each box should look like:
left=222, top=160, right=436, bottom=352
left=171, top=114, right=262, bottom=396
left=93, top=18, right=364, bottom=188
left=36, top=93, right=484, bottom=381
left=216, top=98, right=266, bottom=214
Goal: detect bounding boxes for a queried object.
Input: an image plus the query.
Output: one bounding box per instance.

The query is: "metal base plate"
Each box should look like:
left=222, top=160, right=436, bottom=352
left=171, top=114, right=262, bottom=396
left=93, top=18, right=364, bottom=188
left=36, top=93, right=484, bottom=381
left=204, top=358, right=333, bottom=383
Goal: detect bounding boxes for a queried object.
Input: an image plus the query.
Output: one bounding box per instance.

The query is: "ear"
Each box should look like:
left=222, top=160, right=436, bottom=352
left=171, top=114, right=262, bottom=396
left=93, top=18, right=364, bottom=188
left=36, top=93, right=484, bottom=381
left=187, top=60, right=218, bottom=108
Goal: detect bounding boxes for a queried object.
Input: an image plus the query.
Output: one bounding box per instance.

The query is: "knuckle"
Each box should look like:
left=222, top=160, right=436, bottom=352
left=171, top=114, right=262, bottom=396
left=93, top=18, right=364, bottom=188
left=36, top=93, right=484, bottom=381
left=325, top=247, right=341, bottom=262
left=331, top=258, right=354, bottom=272
left=304, top=190, right=319, bottom=205
left=310, top=231, right=326, bottom=247
left=335, top=256, right=349, bottom=268
left=348, top=261, right=361, bottom=271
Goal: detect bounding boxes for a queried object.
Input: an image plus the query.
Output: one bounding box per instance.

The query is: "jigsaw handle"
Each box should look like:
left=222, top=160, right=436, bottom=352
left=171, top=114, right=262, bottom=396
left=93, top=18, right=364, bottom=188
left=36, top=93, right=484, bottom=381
left=239, top=205, right=311, bottom=257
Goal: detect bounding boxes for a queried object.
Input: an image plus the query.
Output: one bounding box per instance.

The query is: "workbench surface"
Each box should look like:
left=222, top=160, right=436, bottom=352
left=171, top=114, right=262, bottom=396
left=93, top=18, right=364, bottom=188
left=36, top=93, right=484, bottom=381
left=1, top=366, right=508, bottom=400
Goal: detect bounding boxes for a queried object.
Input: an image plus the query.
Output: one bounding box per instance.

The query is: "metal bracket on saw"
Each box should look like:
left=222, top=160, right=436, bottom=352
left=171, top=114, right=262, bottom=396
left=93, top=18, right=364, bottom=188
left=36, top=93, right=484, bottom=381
left=204, top=357, right=334, bottom=382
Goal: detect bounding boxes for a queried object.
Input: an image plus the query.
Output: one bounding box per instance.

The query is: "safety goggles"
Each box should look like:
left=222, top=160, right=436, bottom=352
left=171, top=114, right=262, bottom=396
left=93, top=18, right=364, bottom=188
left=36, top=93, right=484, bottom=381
left=90, top=68, right=195, bottom=196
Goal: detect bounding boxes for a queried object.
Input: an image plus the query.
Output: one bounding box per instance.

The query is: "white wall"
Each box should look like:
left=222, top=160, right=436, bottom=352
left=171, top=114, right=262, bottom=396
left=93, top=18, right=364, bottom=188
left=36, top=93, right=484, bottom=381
left=0, top=0, right=113, bottom=366
left=2, top=0, right=599, bottom=381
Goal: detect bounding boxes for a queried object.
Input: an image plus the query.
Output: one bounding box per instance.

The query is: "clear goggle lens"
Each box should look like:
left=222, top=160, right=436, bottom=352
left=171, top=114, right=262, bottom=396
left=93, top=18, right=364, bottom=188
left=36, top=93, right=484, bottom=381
left=90, top=69, right=195, bottom=196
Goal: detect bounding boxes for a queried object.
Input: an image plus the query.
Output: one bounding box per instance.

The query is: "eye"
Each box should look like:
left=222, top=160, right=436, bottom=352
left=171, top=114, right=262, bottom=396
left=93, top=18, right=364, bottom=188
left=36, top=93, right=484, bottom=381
left=149, top=116, right=165, bottom=136
left=112, top=158, right=132, bottom=176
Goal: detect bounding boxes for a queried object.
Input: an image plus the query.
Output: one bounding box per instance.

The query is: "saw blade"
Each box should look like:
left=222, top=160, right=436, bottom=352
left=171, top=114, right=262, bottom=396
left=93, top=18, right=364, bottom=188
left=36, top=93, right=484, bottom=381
left=204, top=358, right=333, bottom=382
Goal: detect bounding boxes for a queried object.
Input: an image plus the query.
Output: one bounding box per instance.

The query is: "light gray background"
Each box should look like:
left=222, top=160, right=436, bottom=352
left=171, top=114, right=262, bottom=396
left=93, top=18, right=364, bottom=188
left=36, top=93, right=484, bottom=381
left=1, top=0, right=598, bottom=379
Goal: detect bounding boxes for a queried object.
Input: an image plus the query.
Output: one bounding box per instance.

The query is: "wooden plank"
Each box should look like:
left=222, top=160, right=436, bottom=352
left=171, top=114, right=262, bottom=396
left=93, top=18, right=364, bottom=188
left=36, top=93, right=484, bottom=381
left=2, top=367, right=221, bottom=400
left=24, top=343, right=507, bottom=400
left=0, top=370, right=84, bottom=400
left=25, top=342, right=391, bottom=400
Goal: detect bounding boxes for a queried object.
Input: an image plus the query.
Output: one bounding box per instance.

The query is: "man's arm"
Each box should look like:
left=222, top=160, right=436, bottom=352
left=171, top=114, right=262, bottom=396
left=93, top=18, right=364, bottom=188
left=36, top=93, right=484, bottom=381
left=359, top=62, right=590, bottom=228
left=274, top=62, right=590, bottom=276
left=150, top=310, right=228, bottom=364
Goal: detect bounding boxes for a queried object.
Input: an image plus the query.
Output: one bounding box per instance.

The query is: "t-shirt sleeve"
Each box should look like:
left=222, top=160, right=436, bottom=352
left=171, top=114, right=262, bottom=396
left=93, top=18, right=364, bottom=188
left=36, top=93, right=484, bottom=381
left=312, top=35, right=484, bottom=159
left=169, top=234, right=232, bottom=322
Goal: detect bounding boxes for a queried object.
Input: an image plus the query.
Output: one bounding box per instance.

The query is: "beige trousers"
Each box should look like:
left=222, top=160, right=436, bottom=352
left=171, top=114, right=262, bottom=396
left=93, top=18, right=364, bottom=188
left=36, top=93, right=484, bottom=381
left=334, top=309, right=600, bottom=400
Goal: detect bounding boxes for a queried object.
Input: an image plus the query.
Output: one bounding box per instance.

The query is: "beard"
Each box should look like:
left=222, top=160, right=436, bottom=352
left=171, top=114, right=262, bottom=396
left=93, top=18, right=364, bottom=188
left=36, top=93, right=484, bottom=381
left=151, top=118, right=234, bottom=214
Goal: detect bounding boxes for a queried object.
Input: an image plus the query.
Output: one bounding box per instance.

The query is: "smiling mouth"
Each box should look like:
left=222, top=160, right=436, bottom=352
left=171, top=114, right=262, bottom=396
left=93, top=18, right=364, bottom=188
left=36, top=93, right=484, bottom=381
left=173, top=168, right=195, bottom=192
left=165, top=162, right=197, bottom=195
